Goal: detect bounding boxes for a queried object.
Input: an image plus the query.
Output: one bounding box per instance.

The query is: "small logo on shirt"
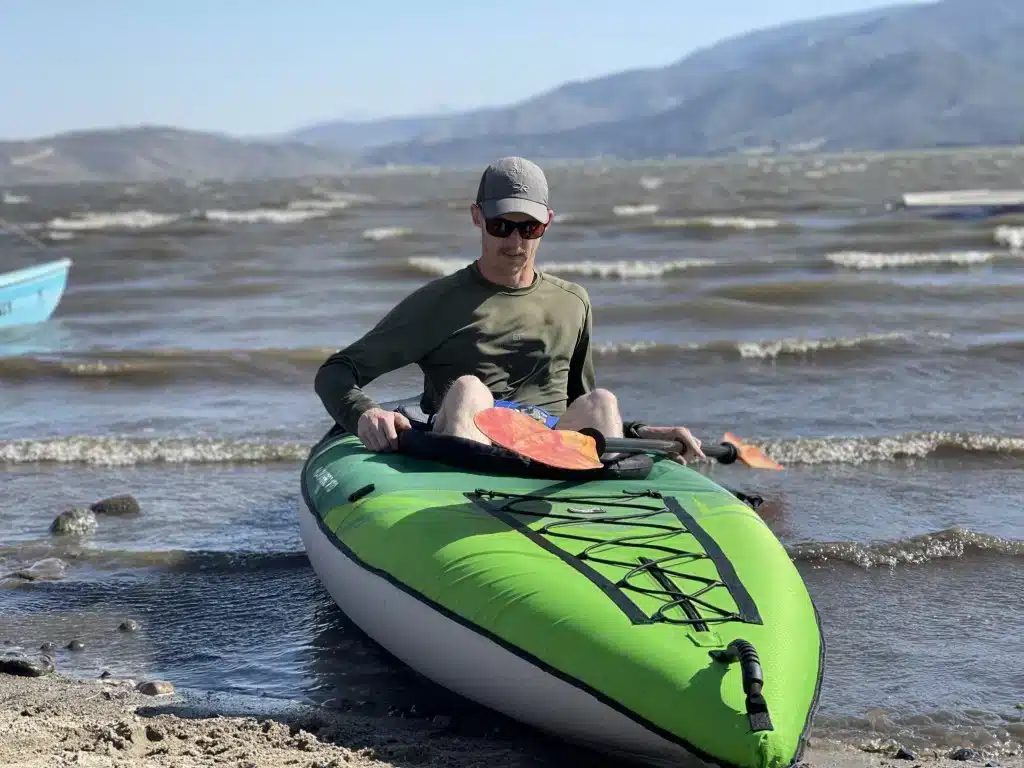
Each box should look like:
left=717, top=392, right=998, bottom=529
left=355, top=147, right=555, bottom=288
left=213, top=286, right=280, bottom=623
left=512, top=333, right=523, bottom=341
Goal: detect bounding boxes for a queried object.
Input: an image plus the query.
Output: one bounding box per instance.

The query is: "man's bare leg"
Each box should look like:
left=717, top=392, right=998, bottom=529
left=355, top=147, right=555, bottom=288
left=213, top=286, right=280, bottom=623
left=555, top=389, right=624, bottom=438
left=431, top=375, right=495, bottom=443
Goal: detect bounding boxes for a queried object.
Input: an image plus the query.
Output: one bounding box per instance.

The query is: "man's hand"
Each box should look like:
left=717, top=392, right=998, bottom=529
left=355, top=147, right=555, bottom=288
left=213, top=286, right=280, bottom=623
left=637, top=425, right=705, bottom=464
left=357, top=408, right=412, bottom=452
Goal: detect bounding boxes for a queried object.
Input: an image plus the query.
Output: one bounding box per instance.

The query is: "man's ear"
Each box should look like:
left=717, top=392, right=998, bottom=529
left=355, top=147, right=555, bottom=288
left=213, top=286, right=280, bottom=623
left=470, top=203, right=483, bottom=228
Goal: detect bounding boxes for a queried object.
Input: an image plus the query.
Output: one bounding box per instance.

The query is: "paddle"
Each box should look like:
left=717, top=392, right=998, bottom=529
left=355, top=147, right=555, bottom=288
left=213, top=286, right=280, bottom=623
left=473, top=407, right=784, bottom=472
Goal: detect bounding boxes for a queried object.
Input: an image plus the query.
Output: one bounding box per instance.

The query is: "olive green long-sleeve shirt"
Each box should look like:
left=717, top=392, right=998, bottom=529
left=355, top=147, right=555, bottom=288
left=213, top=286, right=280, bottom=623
left=314, top=261, right=597, bottom=435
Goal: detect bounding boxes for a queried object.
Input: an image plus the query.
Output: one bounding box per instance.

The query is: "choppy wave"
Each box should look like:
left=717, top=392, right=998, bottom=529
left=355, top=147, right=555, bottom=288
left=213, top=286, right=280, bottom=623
left=710, top=276, right=1024, bottom=306
left=0, top=332, right=993, bottom=389
left=1, top=546, right=309, bottom=578
left=813, top=714, right=1024, bottom=758
left=761, top=431, right=1024, bottom=465
left=286, top=197, right=354, bottom=212
left=645, top=216, right=783, bottom=231
left=994, top=225, right=1024, bottom=251
left=200, top=207, right=329, bottom=225
left=36, top=200, right=361, bottom=233
left=362, top=226, right=410, bottom=241
left=404, top=257, right=715, bottom=279
left=0, top=437, right=309, bottom=466
left=47, top=210, right=183, bottom=231
left=3, top=430, right=1021, bottom=467
left=612, top=203, right=659, bottom=217
left=734, top=331, right=949, bottom=360
left=787, top=526, right=1023, bottom=568
left=827, top=249, right=1012, bottom=270
left=0, top=348, right=335, bottom=385
left=3, top=528, right=1018, bottom=577
left=595, top=331, right=950, bottom=362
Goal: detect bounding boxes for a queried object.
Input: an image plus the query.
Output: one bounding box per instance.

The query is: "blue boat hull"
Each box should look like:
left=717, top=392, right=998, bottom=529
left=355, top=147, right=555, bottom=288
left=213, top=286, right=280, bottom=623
left=0, top=258, right=73, bottom=329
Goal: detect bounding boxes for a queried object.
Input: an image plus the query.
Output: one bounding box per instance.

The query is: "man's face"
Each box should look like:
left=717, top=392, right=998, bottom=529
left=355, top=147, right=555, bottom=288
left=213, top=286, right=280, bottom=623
left=471, top=204, right=552, bottom=285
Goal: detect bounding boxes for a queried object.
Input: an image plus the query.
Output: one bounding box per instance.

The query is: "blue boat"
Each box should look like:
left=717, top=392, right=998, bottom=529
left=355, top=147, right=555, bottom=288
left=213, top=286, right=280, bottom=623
left=0, top=258, right=73, bottom=329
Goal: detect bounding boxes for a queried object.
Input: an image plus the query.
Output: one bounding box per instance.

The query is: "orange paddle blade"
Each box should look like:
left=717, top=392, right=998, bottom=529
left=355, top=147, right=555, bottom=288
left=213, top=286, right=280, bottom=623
left=474, top=407, right=603, bottom=470
left=723, top=431, right=784, bottom=471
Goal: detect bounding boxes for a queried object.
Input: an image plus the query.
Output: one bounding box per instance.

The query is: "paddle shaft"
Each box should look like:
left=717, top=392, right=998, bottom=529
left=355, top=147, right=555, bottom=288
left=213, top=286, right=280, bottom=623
left=595, top=434, right=740, bottom=464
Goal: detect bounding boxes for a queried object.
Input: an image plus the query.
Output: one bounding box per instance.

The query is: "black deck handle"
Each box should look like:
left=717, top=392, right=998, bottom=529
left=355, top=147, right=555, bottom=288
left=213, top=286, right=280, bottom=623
left=710, top=639, right=774, bottom=732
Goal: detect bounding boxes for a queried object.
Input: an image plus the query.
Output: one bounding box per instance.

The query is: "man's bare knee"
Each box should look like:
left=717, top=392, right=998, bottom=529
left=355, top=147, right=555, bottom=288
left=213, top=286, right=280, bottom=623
left=573, top=388, right=620, bottom=419
left=446, top=375, right=492, bottom=402
left=588, top=388, right=619, bottom=413
left=558, top=388, right=623, bottom=437
left=432, top=375, right=494, bottom=442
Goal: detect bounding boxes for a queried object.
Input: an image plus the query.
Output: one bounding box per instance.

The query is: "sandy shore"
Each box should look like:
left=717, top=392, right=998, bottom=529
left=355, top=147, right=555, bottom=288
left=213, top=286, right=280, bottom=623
left=1, top=672, right=1019, bottom=768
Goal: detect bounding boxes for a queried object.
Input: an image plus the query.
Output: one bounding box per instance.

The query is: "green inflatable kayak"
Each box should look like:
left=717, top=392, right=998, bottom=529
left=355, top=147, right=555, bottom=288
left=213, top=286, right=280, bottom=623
left=299, top=407, right=823, bottom=768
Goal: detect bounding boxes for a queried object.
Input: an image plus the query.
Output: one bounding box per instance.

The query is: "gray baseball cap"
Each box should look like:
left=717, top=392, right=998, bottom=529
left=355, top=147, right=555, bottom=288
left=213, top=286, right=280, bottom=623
left=475, top=156, right=550, bottom=222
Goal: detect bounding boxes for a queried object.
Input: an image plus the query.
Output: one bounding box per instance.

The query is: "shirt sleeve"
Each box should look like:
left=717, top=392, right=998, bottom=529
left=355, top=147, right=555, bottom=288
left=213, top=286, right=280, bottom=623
left=313, top=285, right=444, bottom=435
left=567, top=296, right=597, bottom=404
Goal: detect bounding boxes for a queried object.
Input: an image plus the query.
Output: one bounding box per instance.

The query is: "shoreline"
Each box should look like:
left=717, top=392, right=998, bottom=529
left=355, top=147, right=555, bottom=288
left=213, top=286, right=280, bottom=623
left=2, top=672, right=1019, bottom=768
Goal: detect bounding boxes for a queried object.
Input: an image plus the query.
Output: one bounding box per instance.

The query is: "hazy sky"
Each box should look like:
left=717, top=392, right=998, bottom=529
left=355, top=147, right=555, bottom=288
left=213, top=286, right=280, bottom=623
left=0, top=0, right=925, bottom=140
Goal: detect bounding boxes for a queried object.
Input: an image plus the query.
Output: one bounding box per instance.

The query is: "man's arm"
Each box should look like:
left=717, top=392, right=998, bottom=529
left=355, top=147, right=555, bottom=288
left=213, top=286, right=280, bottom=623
left=566, top=295, right=645, bottom=437
left=566, top=301, right=597, bottom=405
left=314, top=288, right=441, bottom=435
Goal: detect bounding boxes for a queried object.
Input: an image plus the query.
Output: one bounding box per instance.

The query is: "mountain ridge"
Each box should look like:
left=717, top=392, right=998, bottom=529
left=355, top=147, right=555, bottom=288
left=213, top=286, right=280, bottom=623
left=3, top=0, right=1023, bottom=185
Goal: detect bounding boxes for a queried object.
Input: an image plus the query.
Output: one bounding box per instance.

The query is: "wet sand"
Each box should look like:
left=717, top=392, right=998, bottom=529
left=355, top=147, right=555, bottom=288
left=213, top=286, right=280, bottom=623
left=2, top=673, right=1018, bottom=768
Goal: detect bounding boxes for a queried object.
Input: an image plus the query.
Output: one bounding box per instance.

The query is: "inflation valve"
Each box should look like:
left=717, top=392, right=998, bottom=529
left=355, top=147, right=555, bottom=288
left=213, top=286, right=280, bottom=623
left=711, top=639, right=774, bottom=732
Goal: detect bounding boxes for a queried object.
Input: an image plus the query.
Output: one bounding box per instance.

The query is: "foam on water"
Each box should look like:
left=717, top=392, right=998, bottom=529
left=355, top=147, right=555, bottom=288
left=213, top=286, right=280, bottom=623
left=594, top=331, right=951, bottom=361
left=651, top=215, right=782, bottom=230
left=612, top=203, right=659, bottom=217
left=2, top=430, right=1020, bottom=467
left=827, top=250, right=1005, bottom=269
left=760, top=431, right=1024, bottom=465
left=286, top=198, right=352, bottom=212
left=0, top=436, right=308, bottom=466
left=0, top=347, right=337, bottom=385
left=404, top=256, right=715, bottom=278
left=201, top=208, right=330, bottom=225
left=362, top=226, right=410, bottom=241
left=735, top=331, right=949, bottom=359
left=995, top=225, right=1024, bottom=251
left=46, top=210, right=182, bottom=231
left=788, top=526, right=1023, bottom=568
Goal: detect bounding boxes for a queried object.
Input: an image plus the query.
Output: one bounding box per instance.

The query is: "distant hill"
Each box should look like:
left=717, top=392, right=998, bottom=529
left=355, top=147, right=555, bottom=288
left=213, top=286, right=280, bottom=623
left=0, top=126, right=355, bottom=185
left=293, top=4, right=906, bottom=154
left=314, top=0, right=1024, bottom=165
left=4, top=0, right=1023, bottom=185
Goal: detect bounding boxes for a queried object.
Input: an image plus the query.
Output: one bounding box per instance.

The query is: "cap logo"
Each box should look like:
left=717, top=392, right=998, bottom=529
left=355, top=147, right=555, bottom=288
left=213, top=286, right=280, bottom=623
left=505, top=163, right=529, bottom=193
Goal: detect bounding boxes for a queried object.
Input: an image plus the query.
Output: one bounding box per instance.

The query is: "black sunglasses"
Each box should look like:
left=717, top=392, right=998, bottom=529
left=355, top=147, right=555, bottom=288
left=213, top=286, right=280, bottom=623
left=484, top=216, right=548, bottom=240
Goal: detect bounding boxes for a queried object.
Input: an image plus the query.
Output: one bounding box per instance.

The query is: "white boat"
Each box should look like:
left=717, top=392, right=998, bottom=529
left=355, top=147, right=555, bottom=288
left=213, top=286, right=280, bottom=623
left=894, top=189, right=1024, bottom=219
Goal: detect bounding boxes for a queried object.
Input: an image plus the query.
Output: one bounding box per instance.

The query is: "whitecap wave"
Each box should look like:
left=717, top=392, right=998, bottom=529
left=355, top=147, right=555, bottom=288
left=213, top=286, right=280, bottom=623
left=362, top=226, right=410, bottom=241
left=613, top=203, right=659, bottom=217
left=47, top=210, right=182, bottom=231
left=827, top=250, right=1001, bottom=269
left=201, top=208, right=329, bottom=225
left=994, top=225, right=1024, bottom=251
left=652, top=216, right=782, bottom=231
left=404, top=257, right=714, bottom=279
left=0, top=437, right=307, bottom=466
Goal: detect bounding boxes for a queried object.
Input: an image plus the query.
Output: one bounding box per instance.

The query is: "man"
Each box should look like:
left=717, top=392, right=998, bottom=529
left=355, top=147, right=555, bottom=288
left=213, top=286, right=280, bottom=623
left=314, top=156, right=705, bottom=463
